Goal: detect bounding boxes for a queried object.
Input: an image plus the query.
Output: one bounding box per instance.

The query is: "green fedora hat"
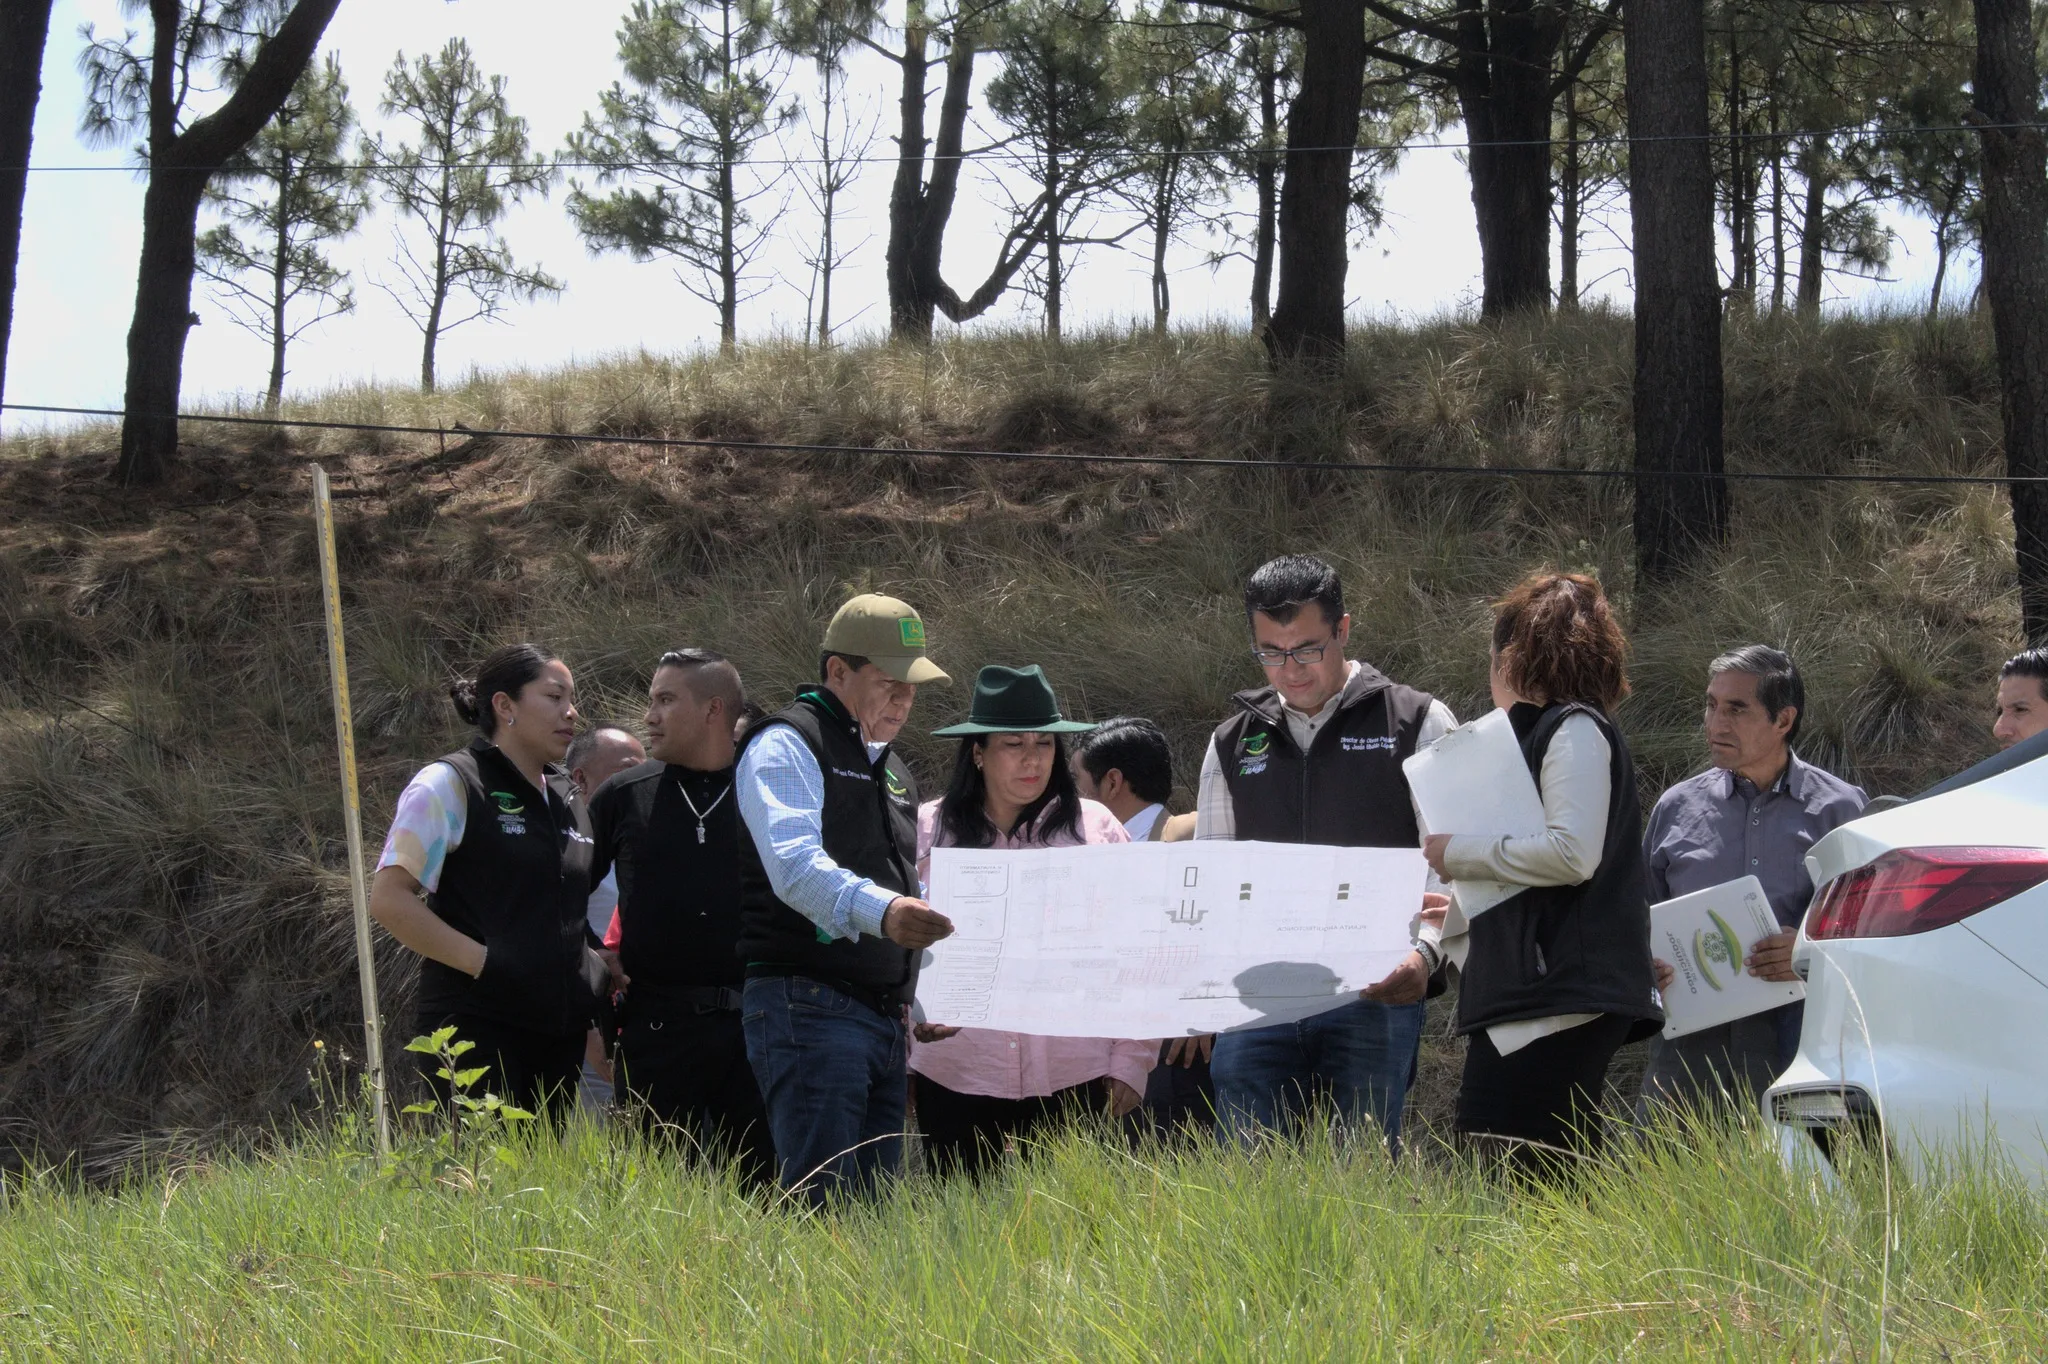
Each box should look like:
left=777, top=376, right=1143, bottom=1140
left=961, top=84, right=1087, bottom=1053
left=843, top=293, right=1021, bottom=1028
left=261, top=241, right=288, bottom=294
left=931, top=664, right=1097, bottom=737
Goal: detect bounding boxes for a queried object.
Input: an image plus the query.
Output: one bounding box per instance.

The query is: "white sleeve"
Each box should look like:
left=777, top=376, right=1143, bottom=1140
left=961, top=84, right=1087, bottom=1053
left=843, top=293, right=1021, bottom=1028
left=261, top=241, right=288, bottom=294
left=1193, top=736, right=1235, bottom=840
left=1415, top=698, right=1458, bottom=750
left=1441, top=713, right=1611, bottom=887
left=586, top=869, right=620, bottom=938
left=1410, top=699, right=1459, bottom=910
left=376, top=762, right=467, bottom=893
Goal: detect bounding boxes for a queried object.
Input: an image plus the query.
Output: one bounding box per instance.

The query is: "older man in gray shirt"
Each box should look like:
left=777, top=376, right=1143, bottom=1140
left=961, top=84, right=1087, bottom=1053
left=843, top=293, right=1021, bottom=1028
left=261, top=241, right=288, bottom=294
left=1638, top=645, right=1867, bottom=1112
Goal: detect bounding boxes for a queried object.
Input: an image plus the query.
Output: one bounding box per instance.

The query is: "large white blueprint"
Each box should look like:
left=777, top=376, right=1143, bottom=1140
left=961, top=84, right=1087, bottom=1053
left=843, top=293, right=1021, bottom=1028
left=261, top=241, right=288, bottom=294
left=915, top=841, right=1426, bottom=1038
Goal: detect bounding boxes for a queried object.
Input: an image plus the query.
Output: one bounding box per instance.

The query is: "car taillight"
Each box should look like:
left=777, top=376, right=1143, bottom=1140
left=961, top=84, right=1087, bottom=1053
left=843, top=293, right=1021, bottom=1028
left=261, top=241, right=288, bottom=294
left=1806, top=846, right=2048, bottom=939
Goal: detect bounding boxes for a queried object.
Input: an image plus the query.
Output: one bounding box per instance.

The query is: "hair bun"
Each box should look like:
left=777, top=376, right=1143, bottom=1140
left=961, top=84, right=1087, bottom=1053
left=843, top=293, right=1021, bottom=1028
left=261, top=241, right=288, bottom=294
left=448, top=680, right=481, bottom=726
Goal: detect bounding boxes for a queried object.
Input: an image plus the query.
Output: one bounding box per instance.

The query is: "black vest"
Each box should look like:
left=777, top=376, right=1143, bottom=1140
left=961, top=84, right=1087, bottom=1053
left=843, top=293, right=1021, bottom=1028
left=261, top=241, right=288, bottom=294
left=1453, top=702, right=1663, bottom=1038
left=1214, top=665, right=1435, bottom=847
left=417, top=737, right=599, bottom=1037
left=735, top=690, right=922, bottom=1011
left=588, top=761, right=745, bottom=1001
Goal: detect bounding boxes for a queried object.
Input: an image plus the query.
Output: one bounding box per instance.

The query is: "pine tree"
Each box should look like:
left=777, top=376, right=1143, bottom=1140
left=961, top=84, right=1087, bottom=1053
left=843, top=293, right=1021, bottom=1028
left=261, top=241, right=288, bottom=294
left=567, top=0, right=794, bottom=354
left=1116, top=2, right=1244, bottom=334
left=79, top=0, right=340, bottom=485
left=363, top=39, right=559, bottom=395
left=195, top=54, right=365, bottom=411
left=986, top=0, right=1135, bottom=339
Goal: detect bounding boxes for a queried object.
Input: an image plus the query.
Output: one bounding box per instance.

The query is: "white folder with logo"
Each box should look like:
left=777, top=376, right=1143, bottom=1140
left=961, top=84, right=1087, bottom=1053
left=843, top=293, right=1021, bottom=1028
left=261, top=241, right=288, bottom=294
left=1651, top=876, right=1804, bottom=1038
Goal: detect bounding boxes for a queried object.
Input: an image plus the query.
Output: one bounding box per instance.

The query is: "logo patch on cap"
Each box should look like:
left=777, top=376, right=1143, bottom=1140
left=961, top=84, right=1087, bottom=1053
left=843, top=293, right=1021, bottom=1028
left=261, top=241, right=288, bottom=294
left=898, top=618, right=927, bottom=649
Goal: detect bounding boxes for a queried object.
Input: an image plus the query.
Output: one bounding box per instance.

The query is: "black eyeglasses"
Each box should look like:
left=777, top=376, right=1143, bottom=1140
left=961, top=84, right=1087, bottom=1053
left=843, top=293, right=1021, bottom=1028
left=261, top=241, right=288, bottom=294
left=1251, top=639, right=1333, bottom=668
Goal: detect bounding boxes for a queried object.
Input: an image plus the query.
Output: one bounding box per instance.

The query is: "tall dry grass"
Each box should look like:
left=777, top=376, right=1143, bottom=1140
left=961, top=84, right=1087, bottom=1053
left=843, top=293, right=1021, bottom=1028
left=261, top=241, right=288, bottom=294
left=0, top=310, right=2015, bottom=1168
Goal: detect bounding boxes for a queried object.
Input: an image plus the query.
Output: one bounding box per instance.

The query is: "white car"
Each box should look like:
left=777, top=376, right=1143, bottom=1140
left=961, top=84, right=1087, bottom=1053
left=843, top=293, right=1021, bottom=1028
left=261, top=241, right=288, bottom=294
left=1766, top=735, right=2048, bottom=1186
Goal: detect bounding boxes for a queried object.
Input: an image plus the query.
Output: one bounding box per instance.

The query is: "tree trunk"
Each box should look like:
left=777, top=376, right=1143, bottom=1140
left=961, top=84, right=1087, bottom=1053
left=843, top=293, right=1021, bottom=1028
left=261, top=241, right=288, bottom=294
left=885, top=14, right=936, bottom=340
left=1628, top=0, right=1728, bottom=582
left=115, top=0, right=341, bottom=485
left=1456, top=0, right=1564, bottom=318
left=118, top=168, right=211, bottom=483
left=884, top=27, right=1034, bottom=341
left=719, top=150, right=738, bottom=353
left=1973, top=0, right=2048, bottom=642
left=0, top=0, right=55, bottom=423
left=1928, top=205, right=1953, bottom=320
left=1151, top=158, right=1173, bottom=335
left=817, top=63, right=836, bottom=348
left=1250, top=35, right=1280, bottom=332
left=1794, top=137, right=1828, bottom=318
left=1769, top=94, right=1786, bottom=312
left=1723, top=21, right=1752, bottom=307
left=422, top=233, right=446, bottom=393
left=1558, top=82, right=1580, bottom=311
left=1045, top=184, right=1063, bottom=341
left=1266, top=0, right=1365, bottom=362
left=718, top=4, right=738, bottom=355
left=266, top=147, right=290, bottom=412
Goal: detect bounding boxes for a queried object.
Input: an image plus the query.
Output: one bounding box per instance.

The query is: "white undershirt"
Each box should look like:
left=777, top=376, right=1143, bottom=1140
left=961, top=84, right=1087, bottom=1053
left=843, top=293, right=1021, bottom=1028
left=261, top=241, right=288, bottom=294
left=1122, top=803, right=1166, bottom=842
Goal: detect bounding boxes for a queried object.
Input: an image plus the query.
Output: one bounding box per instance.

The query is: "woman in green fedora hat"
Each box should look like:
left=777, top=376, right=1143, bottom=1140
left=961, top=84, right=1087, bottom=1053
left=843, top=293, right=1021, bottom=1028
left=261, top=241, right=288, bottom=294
left=909, top=664, right=1159, bottom=1179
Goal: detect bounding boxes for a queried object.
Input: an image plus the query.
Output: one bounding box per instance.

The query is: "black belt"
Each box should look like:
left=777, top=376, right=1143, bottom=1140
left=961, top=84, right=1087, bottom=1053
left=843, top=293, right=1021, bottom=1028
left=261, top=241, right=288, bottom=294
left=744, top=965, right=904, bottom=1020
left=627, top=985, right=744, bottom=1014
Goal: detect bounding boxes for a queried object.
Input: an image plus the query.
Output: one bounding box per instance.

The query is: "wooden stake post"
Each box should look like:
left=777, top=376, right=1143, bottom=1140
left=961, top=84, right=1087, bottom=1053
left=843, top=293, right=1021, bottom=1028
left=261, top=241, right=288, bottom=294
left=311, top=465, right=391, bottom=1156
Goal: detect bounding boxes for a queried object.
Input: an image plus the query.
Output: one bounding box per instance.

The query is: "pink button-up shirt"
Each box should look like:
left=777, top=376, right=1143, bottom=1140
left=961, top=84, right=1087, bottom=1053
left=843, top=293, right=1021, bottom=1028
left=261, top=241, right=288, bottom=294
left=909, top=797, right=1159, bottom=1100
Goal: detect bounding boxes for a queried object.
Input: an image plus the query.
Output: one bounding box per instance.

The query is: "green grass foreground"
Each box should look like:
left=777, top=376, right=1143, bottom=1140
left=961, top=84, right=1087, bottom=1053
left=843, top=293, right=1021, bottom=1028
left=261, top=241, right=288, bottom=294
left=0, top=1115, right=2042, bottom=1360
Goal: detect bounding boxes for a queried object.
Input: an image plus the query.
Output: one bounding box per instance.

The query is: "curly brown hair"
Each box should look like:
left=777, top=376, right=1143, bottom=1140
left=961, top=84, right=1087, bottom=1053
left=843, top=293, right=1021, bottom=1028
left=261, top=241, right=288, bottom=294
left=1490, top=571, right=1630, bottom=712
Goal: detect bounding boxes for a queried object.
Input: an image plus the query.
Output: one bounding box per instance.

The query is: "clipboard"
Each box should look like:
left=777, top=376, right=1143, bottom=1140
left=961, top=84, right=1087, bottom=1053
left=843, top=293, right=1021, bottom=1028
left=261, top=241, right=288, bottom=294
left=1650, top=875, right=1804, bottom=1038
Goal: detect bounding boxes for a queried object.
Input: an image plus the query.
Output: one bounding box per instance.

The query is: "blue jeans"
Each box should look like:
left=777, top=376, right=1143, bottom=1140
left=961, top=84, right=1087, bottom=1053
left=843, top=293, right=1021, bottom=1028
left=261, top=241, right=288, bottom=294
left=1209, top=998, right=1425, bottom=1153
left=741, top=976, right=907, bottom=1205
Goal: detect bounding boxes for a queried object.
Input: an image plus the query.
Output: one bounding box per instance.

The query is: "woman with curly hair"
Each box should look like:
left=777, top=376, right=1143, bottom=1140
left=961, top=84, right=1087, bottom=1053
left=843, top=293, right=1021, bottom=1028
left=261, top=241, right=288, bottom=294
left=1425, top=573, right=1662, bottom=1175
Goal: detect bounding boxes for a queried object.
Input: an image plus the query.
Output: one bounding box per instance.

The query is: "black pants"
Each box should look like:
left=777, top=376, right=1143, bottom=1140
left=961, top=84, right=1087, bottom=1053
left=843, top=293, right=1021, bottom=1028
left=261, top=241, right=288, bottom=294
left=915, top=1074, right=1099, bottom=1180
left=412, top=1012, right=585, bottom=1124
left=1126, top=1041, right=1216, bottom=1143
left=617, top=1004, right=773, bottom=1188
left=1455, top=1013, right=1631, bottom=1180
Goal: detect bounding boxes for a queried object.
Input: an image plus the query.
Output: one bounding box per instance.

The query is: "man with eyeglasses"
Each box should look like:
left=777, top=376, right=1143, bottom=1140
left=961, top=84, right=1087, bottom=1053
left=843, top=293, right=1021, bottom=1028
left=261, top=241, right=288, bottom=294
left=1196, top=554, right=1456, bottom=1152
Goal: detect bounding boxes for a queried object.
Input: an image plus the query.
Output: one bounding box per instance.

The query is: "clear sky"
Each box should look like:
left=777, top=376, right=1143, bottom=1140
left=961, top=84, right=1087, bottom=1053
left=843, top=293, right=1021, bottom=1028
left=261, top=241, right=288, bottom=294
left=6, top=0, right=1972, bottom=427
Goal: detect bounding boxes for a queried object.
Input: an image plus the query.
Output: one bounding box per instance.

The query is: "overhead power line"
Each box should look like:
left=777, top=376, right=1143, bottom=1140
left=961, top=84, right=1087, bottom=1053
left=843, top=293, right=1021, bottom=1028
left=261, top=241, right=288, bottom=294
left=9, top=121, right=2033, bottom=175
left=4, top=401, right=2036, bottom=487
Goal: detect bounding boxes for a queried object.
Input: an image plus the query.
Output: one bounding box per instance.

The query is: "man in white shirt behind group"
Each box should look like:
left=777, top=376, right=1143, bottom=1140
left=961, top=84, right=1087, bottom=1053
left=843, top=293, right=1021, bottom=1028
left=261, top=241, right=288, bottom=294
left=564, top=725, right=646, bottom=1108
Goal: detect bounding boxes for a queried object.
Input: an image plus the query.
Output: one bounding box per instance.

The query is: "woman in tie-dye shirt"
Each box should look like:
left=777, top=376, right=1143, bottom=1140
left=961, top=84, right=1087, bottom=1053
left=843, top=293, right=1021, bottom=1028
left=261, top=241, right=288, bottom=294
left=370, top=643, right=603, bottom=1117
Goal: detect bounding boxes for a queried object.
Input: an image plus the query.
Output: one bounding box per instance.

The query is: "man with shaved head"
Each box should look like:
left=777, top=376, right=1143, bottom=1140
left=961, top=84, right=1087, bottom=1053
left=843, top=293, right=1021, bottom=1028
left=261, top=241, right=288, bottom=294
left=566, top=723, right=646, bottom=1109
left=586, top=648, right=770, bottom=1182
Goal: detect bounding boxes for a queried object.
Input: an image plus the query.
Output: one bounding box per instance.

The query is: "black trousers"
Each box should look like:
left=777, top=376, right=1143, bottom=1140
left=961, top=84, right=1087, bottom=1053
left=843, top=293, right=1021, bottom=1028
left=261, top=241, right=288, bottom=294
left=915, top=1074, right=1099, bottom=1180
left=1126, top=1040, right=1216, bottom=1143
left=617, top=1004, right=773, bottom=1188
left=412, top=1012, right=585, bottom=1124
left=1454, top=1012, right=1632, bottom=1179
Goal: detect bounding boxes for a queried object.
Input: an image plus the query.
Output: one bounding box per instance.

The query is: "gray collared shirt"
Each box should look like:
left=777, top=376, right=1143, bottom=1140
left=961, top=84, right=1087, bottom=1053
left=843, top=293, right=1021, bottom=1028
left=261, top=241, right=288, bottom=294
left=1643, top=752, right=1869, bottom=928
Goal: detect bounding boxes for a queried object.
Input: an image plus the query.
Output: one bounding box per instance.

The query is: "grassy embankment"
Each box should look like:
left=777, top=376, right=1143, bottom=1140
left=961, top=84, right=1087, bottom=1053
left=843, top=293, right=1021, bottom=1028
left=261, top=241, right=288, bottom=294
left=0, top=310, right=2022, bottom=1173
left=1, top=1109, right=2045, bottom=1359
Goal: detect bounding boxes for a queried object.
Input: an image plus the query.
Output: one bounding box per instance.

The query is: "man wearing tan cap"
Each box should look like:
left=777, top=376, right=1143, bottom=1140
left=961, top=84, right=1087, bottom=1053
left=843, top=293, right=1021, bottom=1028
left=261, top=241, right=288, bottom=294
left=733, top=593, right=957, bottom=1204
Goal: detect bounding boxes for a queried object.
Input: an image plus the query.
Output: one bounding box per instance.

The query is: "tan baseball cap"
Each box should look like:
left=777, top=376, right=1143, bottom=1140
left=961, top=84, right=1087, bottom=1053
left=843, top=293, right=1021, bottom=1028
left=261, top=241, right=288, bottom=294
left=821, top=593, right=951, bottom=685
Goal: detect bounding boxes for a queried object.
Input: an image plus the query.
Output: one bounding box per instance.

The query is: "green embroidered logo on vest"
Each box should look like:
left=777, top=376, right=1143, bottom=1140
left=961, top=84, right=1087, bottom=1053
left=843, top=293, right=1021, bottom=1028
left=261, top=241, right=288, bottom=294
left=898, top=618, right=926, bottom=649
left=489, top=790, right=526, bottom=814
left=1242, top=730, right=1271, bottom=758
left=884, top=769, right=910, bottom=799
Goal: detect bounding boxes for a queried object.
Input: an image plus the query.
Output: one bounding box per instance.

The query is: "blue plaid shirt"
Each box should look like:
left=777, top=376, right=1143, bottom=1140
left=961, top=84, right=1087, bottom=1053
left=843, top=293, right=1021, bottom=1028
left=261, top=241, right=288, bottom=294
left=736, top=724, right=899, bottom=941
